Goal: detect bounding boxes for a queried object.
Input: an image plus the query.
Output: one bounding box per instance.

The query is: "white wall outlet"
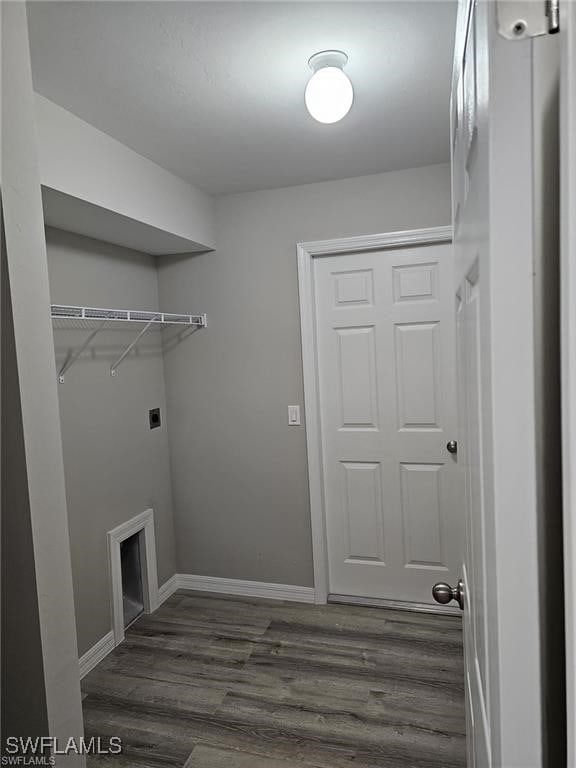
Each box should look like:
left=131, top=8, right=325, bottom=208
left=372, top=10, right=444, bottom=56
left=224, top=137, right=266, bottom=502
left=288, top=405, right=301, bottom=426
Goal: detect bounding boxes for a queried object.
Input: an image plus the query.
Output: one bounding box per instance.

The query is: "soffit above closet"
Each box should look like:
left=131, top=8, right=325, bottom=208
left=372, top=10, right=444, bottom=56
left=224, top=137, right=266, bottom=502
left=27, top=1, right=457, bottom=196
left=42, top=188, right=210, bottom=256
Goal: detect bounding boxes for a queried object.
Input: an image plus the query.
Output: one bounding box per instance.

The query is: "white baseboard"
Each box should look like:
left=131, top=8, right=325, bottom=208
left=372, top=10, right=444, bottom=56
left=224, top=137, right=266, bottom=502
left=78, top=574, right=314, bottom=679
left=79, top=575, right=176, bottom=679
left=176, top=573, right=316, bottom=603
left=158, top=574, right=178, bottom=605
left=79, top=631, right=115, bottom=679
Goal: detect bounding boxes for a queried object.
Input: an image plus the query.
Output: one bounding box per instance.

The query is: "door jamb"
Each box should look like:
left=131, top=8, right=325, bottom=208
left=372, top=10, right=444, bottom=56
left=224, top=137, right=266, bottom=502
left=297, top=226, right=453, bottom=604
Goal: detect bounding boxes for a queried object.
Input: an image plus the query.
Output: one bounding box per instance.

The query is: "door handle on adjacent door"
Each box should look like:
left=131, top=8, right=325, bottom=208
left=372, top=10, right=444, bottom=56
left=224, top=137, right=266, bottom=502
left=432, top=579, right=464, bottom=610
left=446, top=440, right=458, bottom=454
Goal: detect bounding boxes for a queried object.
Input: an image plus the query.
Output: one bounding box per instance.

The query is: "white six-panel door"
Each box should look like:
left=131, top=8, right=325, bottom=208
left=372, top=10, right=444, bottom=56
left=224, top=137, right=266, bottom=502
left=453, top=1, right=544, bottom=764
left=314, top=244, right=462, bottom=604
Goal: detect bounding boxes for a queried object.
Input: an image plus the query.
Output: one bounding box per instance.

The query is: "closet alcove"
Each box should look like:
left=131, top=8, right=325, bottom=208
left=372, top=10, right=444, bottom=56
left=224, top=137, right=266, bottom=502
left=44, top=187, right=209, bottom=663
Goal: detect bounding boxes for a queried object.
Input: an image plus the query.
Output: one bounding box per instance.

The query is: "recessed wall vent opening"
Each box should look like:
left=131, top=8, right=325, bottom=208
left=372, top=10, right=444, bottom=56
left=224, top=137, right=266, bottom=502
left=108, top=509, right=159, bottom=646
left=121, top=533, right=144, bottom=627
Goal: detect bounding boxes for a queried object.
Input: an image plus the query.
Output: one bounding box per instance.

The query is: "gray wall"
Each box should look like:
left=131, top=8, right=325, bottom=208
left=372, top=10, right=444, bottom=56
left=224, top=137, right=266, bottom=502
left=1, top=3, right=84, bottom=756
left=46, top=227, right=176, bottom=655
left=2, top=226, right=48, bottom=741
left=35, top=93, right=216, bottom=251
left=158, top=163, right=451, bottom=586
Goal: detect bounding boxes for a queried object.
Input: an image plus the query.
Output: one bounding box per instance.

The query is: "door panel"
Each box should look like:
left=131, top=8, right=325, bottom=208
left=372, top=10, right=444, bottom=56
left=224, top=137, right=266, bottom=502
left=400, top=462, right=446, bottom=568
left=341, top=461, right=385, bottom=563
left=457, top=262, right=491, bottom=765
left=336, top=326, right=378, bottom=429
left=315, top=244, right=461, bottom=603
left=395, top=322, right=441, bottom=429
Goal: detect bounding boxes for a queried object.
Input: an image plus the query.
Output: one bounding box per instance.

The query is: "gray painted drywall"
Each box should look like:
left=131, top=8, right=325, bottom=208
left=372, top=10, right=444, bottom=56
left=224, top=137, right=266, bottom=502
left=2, top=244, right=48, bottom=741
left=35, top=94, right=215, bottom=251
left=46, top=228, right=176, bottom=655
left=157, top=163, right=451, bottom=586
left=1, top=3, right=84, bottom=758
left=41, top=187, right=212, bottom=256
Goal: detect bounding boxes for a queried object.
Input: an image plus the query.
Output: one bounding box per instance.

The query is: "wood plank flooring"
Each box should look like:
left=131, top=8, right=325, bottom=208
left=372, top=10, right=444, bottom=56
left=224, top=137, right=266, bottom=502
left=82, top=591, right=466, bottom=768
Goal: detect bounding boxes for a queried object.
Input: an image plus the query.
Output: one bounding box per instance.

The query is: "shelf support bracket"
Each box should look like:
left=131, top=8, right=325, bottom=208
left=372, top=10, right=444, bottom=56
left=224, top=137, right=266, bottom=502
left=58, top=319, right=108, bottom=383
left=110, top=317, right=159, bottom=377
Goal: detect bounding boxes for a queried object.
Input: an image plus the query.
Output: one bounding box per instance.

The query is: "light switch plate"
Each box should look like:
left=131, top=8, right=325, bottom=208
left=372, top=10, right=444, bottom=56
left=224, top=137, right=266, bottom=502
left=288, top=405, right=301, bottom=426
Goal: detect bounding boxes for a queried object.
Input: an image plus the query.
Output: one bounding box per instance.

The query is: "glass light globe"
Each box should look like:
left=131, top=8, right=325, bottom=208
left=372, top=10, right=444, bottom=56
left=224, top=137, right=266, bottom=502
left=305, top=65, right=354, bottom=124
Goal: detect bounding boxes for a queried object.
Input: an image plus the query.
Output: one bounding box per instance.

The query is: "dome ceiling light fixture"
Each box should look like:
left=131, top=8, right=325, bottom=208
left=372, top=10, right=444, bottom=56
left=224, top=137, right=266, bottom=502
left=305, top=50, right=354, bottom=124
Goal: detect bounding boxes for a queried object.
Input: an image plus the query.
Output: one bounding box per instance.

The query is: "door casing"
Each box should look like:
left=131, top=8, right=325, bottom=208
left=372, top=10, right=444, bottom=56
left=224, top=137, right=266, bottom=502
left=297, top=226, right=452, bottom=604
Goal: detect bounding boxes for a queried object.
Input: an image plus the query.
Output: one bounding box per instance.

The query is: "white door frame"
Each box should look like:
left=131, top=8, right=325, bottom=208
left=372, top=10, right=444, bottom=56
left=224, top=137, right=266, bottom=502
left=297, top=226, right=453, bottom=604
left=108, top=508, right=159, bottom=645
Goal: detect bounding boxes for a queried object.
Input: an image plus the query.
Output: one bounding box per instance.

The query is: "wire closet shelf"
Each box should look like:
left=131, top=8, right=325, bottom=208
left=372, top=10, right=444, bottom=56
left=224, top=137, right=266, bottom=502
left=51, top=304, right=207, bottom=383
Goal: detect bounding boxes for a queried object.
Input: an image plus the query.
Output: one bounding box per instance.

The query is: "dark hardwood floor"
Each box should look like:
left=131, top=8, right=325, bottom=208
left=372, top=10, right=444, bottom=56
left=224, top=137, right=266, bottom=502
left=82, top=591, right=466, bottom=768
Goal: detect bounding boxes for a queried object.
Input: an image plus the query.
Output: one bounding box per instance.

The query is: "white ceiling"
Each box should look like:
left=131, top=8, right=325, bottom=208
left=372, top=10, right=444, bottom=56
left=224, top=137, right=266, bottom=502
left=27, top=1, right=457, bottom=196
